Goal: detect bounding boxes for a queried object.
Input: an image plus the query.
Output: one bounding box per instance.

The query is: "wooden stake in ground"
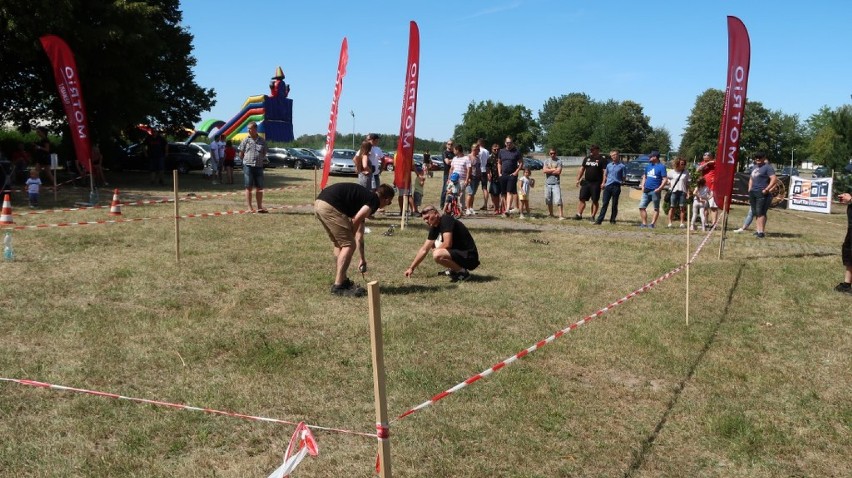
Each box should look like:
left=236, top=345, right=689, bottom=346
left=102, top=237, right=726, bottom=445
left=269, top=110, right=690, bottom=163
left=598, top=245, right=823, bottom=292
left=173, top=170, right=180, bottom=264
left=314, top=166, right=318, bottom=198
left=367, top=281, right=392, bottom=478
left=686, top=201, right=691, bottom=326
left=718, top=195, right=729, bottom=260
left=400, top=192, right=409, bottom=231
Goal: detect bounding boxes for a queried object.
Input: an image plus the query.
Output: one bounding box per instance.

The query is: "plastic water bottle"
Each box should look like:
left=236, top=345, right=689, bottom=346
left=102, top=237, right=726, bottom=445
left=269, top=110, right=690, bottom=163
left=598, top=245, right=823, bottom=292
left=3, top=230, right=13, bottom=262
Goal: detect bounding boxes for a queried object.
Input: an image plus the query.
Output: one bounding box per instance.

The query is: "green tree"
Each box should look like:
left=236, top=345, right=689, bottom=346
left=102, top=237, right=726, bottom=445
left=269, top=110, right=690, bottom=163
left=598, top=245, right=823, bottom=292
left=640, top=127, right=673, bottom=155
left=679, top=89, right=724, bottom=162
left=452, top=100, right=540, bottom=153
left=0, top=0, right=213, bottom=153
left=806, top=105, right=852, bottom=171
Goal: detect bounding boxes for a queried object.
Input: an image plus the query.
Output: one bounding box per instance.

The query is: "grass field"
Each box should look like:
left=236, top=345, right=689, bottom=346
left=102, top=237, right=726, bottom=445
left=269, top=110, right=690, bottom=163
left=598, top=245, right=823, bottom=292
left=1, top=166, right=850, bottom=477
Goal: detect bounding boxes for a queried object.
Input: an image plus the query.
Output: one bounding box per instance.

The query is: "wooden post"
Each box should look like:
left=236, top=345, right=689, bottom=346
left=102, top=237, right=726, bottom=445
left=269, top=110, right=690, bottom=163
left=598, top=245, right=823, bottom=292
left=718, top=195, right=729, bottom=260
left=400, top=188, right=409, bottom=231
left=173, top=170, right=180, bottom=264
left=314, top=166, right=318, bottom=199
left=367, top=281, right=392, bottom=478
left=686, top=201, right=691, bottom=326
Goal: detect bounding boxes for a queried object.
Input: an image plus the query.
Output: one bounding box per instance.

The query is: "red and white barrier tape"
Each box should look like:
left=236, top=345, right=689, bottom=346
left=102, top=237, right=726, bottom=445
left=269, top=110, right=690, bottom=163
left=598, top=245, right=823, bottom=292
left=2, top=203, right=315, bottom=231
left=395, top=225, right=718, bottom=422
left=10, top=184, right=309, bottom=216
left=0, top=378, right=376, bottom=438
left=268, top=422, right=320, bottom=478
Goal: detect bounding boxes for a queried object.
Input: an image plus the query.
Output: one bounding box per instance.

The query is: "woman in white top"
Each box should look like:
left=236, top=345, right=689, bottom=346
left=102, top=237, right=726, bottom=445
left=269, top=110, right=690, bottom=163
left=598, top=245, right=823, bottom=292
left=666, top=157, right=689, bottom=228
left=355, top=140, right=372, bottom=190
left=691, top=176, right=712, bottom=231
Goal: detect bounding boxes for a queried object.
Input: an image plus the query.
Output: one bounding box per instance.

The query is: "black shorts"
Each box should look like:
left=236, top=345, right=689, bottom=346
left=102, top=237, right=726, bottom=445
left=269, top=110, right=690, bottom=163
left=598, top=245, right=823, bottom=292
left=450, top=248, right=479, bottom=271
left=749, top=190, right=770, bottom=217
left=499, top=174, right=517, bottom=195
left=843, top=228, right=852, bottom=267
left=579, top=181, right=602, bottom=202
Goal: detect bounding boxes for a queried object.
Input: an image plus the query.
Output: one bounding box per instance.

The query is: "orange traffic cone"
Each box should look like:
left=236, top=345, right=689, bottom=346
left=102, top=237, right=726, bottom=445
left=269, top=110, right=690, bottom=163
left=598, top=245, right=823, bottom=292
left=0, top=194, right=14, bottom=224
left=108, top=189, right=122, bottom=216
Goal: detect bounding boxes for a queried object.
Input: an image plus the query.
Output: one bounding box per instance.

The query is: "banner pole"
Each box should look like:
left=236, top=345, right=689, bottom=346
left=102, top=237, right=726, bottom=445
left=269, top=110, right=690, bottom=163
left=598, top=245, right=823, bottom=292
left=173, top=170, right=180, bottom=265
left=400, top=190, right=409, bottom=230
left=686, top=201, right=691, bottom=326
left=718, top=195, right=729, bottom=260
left=367, top=281, right=392, bottom=478
left=314, top=166, right=318, bottom=198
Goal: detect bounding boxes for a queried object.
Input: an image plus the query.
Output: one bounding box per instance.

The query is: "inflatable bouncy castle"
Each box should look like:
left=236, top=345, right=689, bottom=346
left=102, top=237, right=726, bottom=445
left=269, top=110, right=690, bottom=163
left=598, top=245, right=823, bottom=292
left=196, top=66, right=294, bottom=143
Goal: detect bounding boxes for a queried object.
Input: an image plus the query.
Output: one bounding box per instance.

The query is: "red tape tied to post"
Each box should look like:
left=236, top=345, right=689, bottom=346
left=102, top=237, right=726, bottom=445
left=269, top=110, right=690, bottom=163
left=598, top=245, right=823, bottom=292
left=267, top=422, right=319, bottom=478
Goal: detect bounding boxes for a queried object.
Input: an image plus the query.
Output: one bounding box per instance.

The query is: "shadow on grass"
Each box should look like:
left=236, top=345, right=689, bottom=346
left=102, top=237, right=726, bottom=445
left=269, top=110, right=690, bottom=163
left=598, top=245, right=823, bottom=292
left=762, top=232, right=803, bottom=239
left=380, top=275, right=499, bottom=295
left=623, top=262, right=745, bottom=478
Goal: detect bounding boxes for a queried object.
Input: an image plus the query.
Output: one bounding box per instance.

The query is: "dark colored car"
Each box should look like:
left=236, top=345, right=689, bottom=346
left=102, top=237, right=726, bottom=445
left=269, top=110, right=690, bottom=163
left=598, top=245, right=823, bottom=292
left=624, top=161, right=646, bottom=186
left=267, top=148, right=321, bottom=169
left=781, top=166, right=799, bottom=177
left=116, top=142, right=205, bottom=174
left=812, top=166, right=830, bottom=178
left=523, top=157, right=543, bottom=170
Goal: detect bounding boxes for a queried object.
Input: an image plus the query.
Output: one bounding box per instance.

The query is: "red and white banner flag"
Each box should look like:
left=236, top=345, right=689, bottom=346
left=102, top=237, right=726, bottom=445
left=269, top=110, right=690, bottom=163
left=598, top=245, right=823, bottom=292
left=714, top=16, right=751, bottom=211
left=320, top=38, right=349, bottom=190
left=393, top=21, right=420, bottom=191
left=39, top=35, right=92, bottom=173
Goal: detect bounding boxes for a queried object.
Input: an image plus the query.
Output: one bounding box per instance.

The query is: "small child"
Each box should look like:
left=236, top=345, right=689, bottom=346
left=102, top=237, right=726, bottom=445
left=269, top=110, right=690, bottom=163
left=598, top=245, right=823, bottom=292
left=444, top=172, right=461, bottom=216
left=518, top=168, right=535, bottom=218
left=691, top=177, right=712, bottom=231
left=411, top=164, right=425, bottom=215
left=26, top=169, right=42, bottom=208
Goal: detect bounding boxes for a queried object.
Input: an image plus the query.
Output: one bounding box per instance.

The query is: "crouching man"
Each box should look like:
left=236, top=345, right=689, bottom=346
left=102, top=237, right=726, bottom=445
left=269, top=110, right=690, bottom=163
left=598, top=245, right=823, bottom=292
left=404, top=205, right=480, bottom=282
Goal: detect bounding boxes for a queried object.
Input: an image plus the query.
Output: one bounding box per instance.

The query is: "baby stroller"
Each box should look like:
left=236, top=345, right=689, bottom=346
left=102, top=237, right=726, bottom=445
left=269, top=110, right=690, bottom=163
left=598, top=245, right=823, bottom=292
left=0, top=159, right=14, bottom=196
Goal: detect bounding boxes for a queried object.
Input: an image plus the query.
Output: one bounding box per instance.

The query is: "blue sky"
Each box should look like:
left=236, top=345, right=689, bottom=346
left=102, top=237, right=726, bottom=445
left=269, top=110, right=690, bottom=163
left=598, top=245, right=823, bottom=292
left=180, top=0, right=851, bottom=150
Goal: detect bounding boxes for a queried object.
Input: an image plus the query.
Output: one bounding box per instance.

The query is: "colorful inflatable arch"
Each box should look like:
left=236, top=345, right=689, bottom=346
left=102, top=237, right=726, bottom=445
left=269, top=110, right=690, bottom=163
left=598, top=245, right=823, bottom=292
left=195, top=66, right=294, bottom=144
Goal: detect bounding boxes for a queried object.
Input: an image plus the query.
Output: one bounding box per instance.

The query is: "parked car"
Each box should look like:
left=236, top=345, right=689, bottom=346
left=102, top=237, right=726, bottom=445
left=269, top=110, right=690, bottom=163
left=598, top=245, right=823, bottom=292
left=812, top=165, right=830, bottom=178
left=297, top=148, right=324, bottom=167
left=188, top=142, right=212, bottom=167
left=267, top=147, right=321, bottom=169
left=523, top=157, right=543, bottom=170
left=780, top=166, right=799, bottom=177
left=624, top=161, right=646, bottom=186
left=382, top=153, right=395, bottom=171
left=329, top=149, right=358, bottom=175
left=116, top=142, right=205, bottom=174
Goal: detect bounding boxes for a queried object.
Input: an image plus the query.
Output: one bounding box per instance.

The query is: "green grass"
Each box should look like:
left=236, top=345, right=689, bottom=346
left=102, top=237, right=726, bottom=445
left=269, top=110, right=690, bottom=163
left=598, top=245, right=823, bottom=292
left=0, top=167, right=849, bottom=477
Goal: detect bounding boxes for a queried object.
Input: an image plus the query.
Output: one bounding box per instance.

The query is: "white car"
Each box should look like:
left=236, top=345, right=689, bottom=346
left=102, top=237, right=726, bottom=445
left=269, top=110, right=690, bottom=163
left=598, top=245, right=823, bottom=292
left=187, top=142, right=212, bottom=167
left=329, top=149, right=357, bottom=175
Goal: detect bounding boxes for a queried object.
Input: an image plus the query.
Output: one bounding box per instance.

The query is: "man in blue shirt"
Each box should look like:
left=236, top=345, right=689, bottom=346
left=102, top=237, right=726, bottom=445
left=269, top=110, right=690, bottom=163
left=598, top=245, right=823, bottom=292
left=747, top=151, right=777, bottom=239
left=637, top=151, right=668, bottom=228
left=595, top=149, right=626, bottom=225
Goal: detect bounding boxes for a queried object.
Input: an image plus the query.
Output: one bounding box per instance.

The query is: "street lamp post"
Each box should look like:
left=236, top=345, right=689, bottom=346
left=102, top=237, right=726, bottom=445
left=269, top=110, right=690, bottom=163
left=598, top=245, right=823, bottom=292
left=350, top=110, right=355, bottom=150
left=791, top=148, right=795, bottom=175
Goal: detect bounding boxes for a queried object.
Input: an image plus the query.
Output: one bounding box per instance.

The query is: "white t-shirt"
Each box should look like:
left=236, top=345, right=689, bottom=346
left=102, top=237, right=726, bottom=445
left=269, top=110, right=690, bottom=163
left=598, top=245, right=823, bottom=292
left=369, top=146, right=383, bottom=176
left=667, top=169, right=689, bottom=193
left=211, top=140, right=225, bottom=160
left=26, top=177, right=42, bottom=194
left=478, top=147, right=489, bottom=173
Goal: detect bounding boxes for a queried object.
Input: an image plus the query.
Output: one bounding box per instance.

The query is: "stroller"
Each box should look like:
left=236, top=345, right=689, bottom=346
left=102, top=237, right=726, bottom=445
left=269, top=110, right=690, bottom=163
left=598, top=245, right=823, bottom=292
left=0, top=159, right=14, bottom=196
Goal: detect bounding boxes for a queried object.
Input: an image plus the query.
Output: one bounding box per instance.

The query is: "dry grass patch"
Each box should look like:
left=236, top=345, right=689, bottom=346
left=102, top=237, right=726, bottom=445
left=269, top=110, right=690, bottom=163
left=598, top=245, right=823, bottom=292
left=1, top=168, right=849, bottom=476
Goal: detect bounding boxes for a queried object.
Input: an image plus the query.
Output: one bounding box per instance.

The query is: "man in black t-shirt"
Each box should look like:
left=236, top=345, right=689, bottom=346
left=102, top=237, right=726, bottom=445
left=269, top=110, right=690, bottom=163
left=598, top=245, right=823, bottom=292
left=835, top=189, right=852, bottom=294
left=315, top=182, right=395, bottom=296
left=404, top=205, right=480, bottom=282
left=574, top=144, right=607, bottom=220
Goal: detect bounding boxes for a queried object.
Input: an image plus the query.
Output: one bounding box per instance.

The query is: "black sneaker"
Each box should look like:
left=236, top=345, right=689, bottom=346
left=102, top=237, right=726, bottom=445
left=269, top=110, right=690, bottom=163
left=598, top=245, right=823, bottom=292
left=331, top=283, right=366, bottom=297
left=449, top=269, right=470, bottom=282
left=756, top=232, right=765, bottom=239
left=835, top=282, right=852, bottom=293
left=340, top=278, right=355, bottom=289
left=573, top=214, right=582, bottom=220
left=438, top=269, right=452, bottom=276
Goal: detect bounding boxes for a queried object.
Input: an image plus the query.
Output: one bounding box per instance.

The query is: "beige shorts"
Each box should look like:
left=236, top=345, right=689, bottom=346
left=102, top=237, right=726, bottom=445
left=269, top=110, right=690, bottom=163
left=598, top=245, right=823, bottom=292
left=315, top=199, right=355, bottom=248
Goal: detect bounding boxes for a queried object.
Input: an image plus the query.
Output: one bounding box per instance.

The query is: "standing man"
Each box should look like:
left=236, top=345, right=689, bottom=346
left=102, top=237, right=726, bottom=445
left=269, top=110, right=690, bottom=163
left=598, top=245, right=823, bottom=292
left=542, top=148, right=565, bottom=219
left=595, top=149, right=625, bottom=225
left=638, top=151, right=668, bottom=228
left=747, top=151, right=777, bottom=239
left=477, top=138, right=490, bottom=211
left=487, top=143, right=501, bottom=213
left=464, top=143, right=481, bottom=215
left=367, top=133, right=383, bottom=191
left=835, top=188, right=852, bottom=294
left=440, top=139, right=454, bottom=208
left=315, top=182, right=395, bottom=296
left=145, top=129, right=168, bottom=186
left=239, top=121, right=267, bottom=212
left=697, top=151, right=719, bottom=225
left=574, top=144, right=606, bottom=220
left=404, top=205, right=480, bottom=282
left=498, top=136, right=522, bottom=216
left=209, top=134, right=224, bottom=184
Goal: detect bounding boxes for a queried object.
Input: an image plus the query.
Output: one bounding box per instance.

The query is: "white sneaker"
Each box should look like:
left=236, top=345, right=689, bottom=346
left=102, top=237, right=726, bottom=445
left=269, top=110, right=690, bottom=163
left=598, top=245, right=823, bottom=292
left=508, top=208, right=519, bottom=214
left=667, top=223, right=673, bottom=228
left=733, top=228, right=745, bottom=233
left=519, top=213, right=526, bottom=219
